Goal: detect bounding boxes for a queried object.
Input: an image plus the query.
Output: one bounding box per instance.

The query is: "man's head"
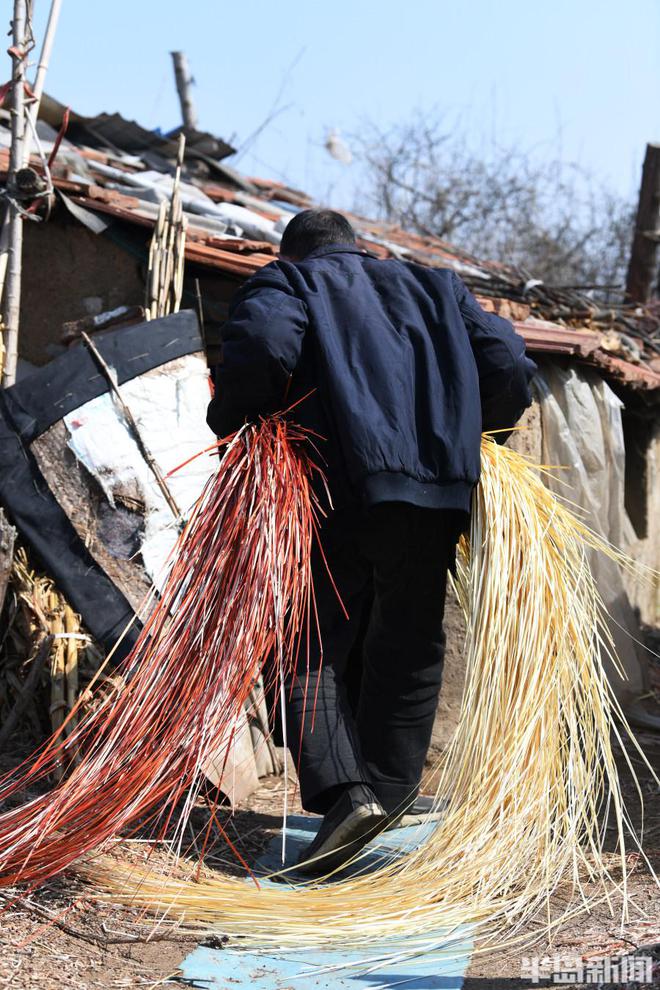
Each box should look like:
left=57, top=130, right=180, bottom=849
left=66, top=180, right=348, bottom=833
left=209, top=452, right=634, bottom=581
left=279, top=209, right=357, bottom=261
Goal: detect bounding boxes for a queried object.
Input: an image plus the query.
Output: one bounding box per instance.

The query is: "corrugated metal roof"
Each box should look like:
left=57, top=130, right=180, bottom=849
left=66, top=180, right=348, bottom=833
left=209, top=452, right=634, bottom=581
left=3, top=96, right=658, bottom=391
left=38, top=94, right=236, bottom=166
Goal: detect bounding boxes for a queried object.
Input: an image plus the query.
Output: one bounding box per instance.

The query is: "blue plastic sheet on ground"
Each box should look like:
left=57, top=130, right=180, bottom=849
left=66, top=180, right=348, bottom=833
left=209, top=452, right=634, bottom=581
left=178, top=815, right=473, bottom=988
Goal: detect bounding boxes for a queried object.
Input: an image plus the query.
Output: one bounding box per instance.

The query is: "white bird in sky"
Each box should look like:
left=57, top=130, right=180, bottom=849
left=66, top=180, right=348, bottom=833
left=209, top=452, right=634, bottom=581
left=325, top=129, right=353, bottom=165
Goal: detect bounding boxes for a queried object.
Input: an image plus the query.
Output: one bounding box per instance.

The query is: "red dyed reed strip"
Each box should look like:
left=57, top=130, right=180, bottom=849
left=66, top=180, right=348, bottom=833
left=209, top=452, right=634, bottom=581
left=0, top=417, right=322, bottom=889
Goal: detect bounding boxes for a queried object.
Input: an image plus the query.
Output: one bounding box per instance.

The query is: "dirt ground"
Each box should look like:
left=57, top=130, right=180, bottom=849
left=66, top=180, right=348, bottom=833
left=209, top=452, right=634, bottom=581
left=0, top=613, right=658, bottom=989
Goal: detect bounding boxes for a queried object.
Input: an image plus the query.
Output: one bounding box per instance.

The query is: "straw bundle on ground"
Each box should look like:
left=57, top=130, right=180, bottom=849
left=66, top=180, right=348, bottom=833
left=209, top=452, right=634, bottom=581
left=0, top=421, right=655, bottom=960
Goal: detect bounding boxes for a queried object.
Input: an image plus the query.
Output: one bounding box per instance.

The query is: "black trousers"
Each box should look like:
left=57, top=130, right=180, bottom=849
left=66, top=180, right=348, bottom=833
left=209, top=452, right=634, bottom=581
left=285, top=502, right=462, bottom=816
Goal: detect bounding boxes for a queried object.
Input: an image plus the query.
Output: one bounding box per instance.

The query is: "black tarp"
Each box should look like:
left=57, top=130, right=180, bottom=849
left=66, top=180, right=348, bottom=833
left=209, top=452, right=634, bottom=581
left=0, top=310, right=203, bottom=661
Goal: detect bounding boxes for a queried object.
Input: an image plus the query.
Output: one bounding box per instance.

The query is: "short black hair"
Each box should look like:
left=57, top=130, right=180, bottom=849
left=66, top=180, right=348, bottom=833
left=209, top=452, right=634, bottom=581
left=280, top=209, right=356, bottom=259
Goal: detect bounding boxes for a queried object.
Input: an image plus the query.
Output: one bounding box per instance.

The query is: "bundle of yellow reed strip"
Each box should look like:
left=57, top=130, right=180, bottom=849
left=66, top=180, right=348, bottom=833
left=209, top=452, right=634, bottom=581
left=82, top=436, right=657, bottom=962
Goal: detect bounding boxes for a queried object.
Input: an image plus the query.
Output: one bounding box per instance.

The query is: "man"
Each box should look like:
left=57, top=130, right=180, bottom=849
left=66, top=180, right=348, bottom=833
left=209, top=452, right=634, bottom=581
left=207, top=209, right=536, bottom=874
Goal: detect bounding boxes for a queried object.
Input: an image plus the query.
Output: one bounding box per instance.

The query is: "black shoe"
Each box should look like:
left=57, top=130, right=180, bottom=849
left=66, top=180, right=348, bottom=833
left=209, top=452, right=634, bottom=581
left=385, top=793, right=449, bottom=830
left=295, top=784, right=387, bottom=876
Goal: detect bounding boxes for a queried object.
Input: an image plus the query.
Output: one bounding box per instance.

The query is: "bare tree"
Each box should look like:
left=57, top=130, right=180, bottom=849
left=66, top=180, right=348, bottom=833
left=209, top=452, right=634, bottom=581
left=353, top=114, right=635, bottom=298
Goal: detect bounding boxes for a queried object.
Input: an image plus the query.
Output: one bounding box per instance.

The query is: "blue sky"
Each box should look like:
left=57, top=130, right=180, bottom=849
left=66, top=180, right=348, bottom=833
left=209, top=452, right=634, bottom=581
left=32, top=0, right=660, bottom=210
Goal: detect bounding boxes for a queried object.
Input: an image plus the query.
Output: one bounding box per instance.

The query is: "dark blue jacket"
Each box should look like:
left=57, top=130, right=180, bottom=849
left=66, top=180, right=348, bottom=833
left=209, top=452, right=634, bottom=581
left=207, top=244, right=537, bottom=512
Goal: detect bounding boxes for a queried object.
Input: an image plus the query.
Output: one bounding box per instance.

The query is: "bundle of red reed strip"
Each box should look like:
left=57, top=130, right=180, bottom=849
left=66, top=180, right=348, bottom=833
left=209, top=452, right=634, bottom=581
left=0, top=416, right=321, bottom=889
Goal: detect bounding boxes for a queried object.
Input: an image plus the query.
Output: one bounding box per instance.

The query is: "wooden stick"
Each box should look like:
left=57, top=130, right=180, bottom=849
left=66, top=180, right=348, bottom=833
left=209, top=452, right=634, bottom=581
left=63, top=605, right=79, bottom=738
left=49, top=592, right=66, bottom=780
left=80, top=332, right=183, bottom=524
left=194, top=277, right=205, bottom=342
left=63, top=604, right=82, bottom=768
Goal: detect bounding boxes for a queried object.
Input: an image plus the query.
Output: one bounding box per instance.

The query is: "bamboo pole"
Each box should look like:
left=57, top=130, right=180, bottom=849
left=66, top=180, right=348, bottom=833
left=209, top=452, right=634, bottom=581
left=22, top=0, right=63, bottom=165
left=1, top=0, right=29, bottom=387
left=144, top=134, right=186, bottom=321
left=194, top=278, right=205, bottom=342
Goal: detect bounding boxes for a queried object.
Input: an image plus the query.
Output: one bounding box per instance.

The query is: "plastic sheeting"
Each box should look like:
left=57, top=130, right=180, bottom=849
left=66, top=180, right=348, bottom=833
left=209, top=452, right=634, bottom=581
left=179, top=816, right=473, bottom=989
left=537, top=364, right=649, bottom=710
left=64, top=353, right=216, bottom=589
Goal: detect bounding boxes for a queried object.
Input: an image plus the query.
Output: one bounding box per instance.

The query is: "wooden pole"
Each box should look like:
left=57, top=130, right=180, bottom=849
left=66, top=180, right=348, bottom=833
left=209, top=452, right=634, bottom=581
left=170, top=51, right=198, bottom=130
left=625, top=143, right=660, bottom=304
left=0, top=0, right=62, bottom=316
left=1, top=0, right=29, bottom=388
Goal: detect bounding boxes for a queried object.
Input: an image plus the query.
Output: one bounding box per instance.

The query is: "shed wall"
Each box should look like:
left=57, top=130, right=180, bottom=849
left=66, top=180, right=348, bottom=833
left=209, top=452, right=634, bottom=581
left=20, top=214, right=144, bottom=367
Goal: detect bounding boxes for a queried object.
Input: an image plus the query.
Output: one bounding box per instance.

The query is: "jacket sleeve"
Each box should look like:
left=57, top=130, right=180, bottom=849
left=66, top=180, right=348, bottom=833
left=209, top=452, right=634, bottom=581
left=206, top=265, right=308, bottom=436
left=451, top=272, right=537, bottom=436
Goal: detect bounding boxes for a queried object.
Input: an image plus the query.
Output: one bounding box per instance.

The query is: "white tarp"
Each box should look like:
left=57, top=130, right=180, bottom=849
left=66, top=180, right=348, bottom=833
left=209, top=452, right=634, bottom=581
left=537, top=364, right=652, bottom=717
left=63, top=352, right=216, bottom=589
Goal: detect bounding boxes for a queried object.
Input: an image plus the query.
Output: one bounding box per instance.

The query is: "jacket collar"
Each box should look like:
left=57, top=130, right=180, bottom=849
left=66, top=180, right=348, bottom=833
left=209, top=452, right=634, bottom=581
left=302, top=243, right=375, bottom=260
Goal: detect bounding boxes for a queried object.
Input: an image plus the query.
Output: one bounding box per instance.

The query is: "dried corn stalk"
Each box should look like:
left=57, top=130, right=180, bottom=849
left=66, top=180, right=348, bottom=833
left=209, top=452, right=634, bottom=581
left=0, top=548, right=92, bottom=755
